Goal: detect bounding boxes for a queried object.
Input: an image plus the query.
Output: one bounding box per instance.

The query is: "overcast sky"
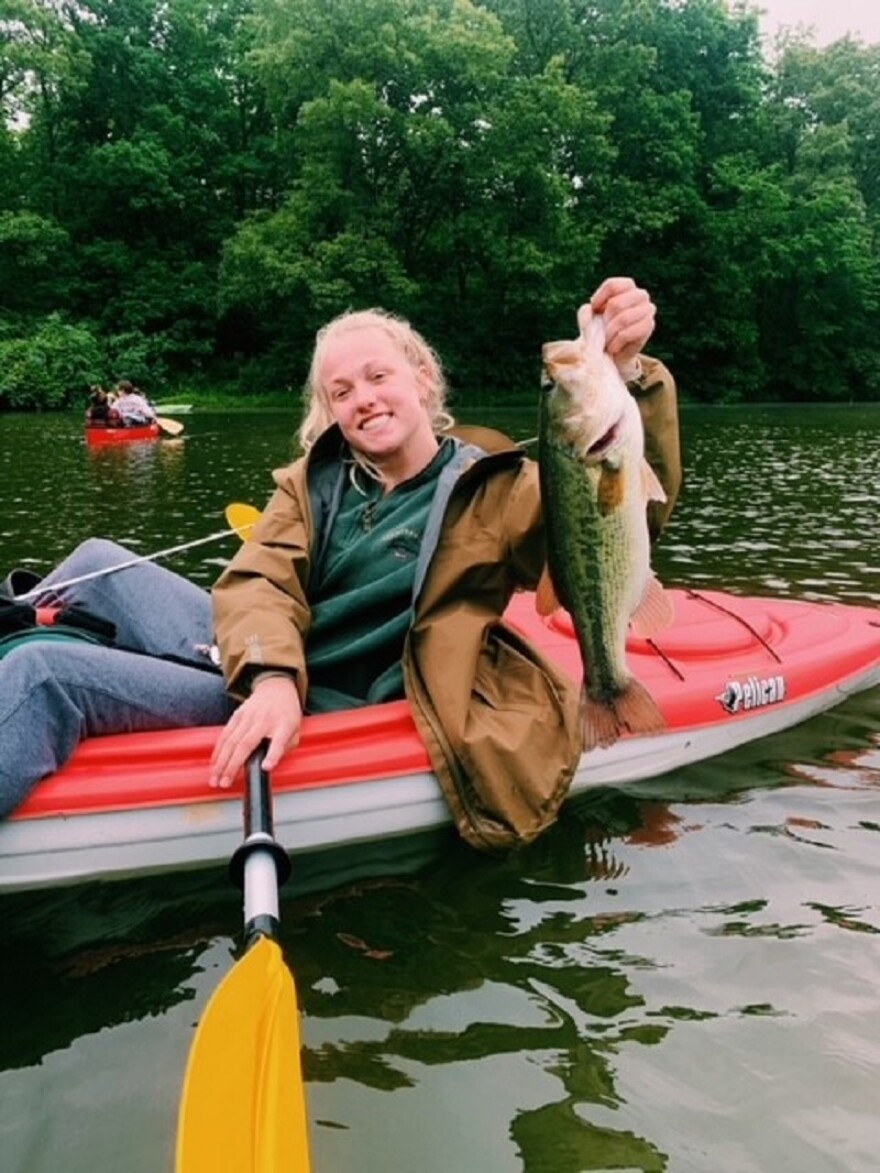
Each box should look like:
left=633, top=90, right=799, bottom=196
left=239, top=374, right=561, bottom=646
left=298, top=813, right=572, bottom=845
left=754, top=0, right=880, bottom=46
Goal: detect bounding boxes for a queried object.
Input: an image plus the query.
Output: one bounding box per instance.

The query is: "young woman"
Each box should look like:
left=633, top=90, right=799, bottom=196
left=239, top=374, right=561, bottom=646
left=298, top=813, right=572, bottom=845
left=210, top=276, right=680, bottom=849
left=0, top=277, right=679, bottom=847
left=112, top=380, right=157, bottom=426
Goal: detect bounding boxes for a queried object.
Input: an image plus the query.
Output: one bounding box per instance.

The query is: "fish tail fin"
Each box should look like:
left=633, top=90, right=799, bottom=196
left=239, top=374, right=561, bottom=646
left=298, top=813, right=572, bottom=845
left=582, top=679, right=666, bottom=751
left=580, top=687, right=620, bottom=750
left=576, top=304, right=604, bottom=353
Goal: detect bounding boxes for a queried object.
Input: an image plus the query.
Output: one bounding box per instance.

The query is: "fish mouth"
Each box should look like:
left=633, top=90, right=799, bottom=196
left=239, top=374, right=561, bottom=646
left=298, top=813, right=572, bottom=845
left=587, top=415, right=623, bottom=458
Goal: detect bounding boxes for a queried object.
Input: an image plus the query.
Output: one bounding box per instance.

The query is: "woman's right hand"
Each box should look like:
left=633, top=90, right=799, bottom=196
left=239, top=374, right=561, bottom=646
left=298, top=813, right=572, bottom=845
left=209, top=674, right=302, bottom=789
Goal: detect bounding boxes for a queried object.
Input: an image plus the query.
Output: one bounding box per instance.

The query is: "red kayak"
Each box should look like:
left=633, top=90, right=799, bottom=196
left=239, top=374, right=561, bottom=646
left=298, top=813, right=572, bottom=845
left=2, top=587, right=879, bottom=893
left=85, top=422, right=160, bottom=445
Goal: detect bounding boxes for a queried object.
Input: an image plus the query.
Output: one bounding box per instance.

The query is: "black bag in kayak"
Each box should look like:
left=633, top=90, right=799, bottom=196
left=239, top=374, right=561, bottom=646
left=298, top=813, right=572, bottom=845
left=0, top=568, right=117, bottom=650
left=0, top=566, right=220, bottom=673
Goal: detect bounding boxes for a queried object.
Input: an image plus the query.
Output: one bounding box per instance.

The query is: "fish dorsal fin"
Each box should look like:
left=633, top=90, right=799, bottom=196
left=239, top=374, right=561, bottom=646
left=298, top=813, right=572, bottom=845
left=642, top=459, right=667, bottom=504
left=535, top=566, right=561, bottom=616
left=630, top=572, right=675, bottom=638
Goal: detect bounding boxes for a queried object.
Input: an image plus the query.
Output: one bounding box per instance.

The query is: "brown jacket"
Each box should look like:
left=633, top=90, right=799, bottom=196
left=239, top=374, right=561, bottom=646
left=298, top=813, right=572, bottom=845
left=213, top=356, right=681, bottom=852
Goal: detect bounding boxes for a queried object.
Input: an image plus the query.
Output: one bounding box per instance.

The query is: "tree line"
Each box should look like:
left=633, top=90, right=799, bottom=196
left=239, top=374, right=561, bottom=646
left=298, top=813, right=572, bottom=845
left=1, top=0, right=878, bottom=409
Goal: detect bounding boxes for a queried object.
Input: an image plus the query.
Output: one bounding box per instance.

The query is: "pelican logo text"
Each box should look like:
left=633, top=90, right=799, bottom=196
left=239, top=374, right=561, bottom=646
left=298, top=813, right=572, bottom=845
left=716, top=674, right=787, bottom=714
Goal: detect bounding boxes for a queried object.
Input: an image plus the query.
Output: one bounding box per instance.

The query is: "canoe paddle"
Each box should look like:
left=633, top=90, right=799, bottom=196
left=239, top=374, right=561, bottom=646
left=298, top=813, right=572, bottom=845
left=176, top=745, right=311, bottom=1172
left=14, top=503, right=261, bottom=601
left=156, top=416, right=186, bottom=437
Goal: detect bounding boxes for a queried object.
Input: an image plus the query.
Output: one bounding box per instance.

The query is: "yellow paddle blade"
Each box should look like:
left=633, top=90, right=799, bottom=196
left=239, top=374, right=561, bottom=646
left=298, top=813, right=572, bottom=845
left=226, top=502, right=262, bottom=541
left=176, top=937, right=311, bottom=1173
left=156, top=416, right=185, bottom=437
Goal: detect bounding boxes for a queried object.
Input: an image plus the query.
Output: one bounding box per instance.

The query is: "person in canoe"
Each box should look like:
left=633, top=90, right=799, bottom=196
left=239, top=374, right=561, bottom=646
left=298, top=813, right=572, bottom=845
left=112, top=380, right=157, bottom=426
left=0, top=277, right=680, bottom=848
left=85, top=385, right=112, bottom=424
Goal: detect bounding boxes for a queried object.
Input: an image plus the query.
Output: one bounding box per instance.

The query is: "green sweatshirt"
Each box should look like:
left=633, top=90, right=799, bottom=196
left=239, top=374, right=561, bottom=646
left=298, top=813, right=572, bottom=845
left=305, top=441, right=456, bottom=711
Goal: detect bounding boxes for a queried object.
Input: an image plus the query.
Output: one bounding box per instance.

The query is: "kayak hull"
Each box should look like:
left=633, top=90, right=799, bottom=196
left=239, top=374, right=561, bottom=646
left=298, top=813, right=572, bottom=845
left=86, top=423, right=160, bottom=445
left=3, top=588, right=879, bottom=892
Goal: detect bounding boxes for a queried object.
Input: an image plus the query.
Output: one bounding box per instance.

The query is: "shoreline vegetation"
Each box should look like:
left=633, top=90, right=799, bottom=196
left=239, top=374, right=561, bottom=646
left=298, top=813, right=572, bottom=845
left=2, top=0, right=878, bottom=413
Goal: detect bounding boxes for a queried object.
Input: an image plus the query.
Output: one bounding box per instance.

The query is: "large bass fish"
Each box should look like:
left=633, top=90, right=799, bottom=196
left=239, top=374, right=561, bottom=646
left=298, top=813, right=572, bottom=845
left=537, top=304, right=674, bottom=750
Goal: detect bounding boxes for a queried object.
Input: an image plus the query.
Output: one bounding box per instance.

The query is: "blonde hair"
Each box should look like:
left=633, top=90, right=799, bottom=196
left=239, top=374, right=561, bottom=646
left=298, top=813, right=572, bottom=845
left=298, top=308, right=454, bottom=453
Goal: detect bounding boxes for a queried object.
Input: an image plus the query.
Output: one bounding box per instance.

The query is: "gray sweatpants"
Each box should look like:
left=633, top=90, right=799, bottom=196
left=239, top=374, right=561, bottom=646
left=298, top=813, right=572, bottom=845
left=0, top=539, right=233, bottom=817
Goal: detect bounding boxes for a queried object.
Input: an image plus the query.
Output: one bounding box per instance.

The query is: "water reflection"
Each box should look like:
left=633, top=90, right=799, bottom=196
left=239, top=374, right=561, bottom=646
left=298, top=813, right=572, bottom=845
left=1, top=411, right=298, bottom=585
left=787, top=733, right=880, bottom=791
left=286, top=821, right=673, bottom=1169
left=1, top=708, right=879, bottom=1170
left=653, top=405, right=880, bottom=605
left=0, top=867, right=232, bottom=1071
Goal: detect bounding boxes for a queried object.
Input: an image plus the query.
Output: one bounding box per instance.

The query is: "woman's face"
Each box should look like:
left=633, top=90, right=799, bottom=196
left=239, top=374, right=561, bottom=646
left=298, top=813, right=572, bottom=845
left=319, top=326, right=438, bottom=481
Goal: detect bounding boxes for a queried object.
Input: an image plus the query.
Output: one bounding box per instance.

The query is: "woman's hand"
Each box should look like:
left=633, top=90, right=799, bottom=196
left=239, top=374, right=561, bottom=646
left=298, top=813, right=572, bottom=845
left=210, top=674, right=303, bottom=788
left=591, top=276, right=657, bottom=375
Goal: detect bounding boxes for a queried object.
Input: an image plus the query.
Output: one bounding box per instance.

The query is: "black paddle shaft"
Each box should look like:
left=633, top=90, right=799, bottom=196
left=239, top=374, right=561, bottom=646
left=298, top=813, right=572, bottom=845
left=229, top=744, right=292, bottom=929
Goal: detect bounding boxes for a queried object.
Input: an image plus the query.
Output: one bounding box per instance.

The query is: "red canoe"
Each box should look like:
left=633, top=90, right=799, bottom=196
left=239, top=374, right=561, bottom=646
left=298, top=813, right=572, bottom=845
left=2, top=587, right=879, bottom=893
left=85, top=422, right=160, bottom=445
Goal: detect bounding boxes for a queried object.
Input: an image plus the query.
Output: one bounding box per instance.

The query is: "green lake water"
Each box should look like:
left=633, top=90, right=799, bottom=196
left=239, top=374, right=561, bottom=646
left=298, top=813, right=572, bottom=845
left=0, top=403, right=878, bottom=1172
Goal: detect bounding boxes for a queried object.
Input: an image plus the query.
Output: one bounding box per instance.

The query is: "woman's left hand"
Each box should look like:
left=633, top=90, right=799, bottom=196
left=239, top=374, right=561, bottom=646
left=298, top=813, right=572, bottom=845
left=590, top=276, right=657, bottom=373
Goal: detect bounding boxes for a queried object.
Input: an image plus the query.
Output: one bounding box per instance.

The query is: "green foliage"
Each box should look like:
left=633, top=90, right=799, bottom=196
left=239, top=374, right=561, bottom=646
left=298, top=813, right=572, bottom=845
left=0, top=316, right=105, bottom=409
left=0, top=0, right=878, bottom=404
left=0, top=211, right=72, bottom=315
left=103, top=330, right=168, bottom=388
